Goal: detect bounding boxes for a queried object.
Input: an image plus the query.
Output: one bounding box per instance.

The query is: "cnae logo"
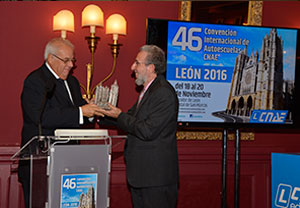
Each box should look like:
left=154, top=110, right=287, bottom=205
left=250, top=110, right=288, bottom=123
left=275, top=184, right=300, bottom=208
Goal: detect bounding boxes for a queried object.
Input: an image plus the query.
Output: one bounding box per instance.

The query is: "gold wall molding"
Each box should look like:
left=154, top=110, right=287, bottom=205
left=179, top=1, right=263, bottom=25
left=177, top=131, right=255, bottom=141
left=179, top=1, right=191, bottom=21
left=247, top=1, right=263, bottom=26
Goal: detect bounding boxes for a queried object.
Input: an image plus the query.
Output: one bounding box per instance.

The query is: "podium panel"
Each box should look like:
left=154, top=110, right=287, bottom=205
left=271, top=153, right=300, bottom=208
left=48, top=144, right=110, bottom=208
left=11, top=129, right=117, bottom=208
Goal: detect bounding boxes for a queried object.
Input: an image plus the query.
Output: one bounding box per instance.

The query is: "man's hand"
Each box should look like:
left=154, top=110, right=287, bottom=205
left=84, top=97, right=95, bottom=104
left=81, top=103, right=104, bottom=117
left=97, top=103, right=122, bottom=119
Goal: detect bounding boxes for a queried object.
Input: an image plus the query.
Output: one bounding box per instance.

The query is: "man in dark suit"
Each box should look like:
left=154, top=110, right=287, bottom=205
left=99, top=45, right=179, bottom=208
left=19, top=38, right=101, bottom=208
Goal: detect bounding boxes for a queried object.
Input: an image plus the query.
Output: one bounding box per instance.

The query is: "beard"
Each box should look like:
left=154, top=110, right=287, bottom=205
left=135, top=74, right=146, bottom=86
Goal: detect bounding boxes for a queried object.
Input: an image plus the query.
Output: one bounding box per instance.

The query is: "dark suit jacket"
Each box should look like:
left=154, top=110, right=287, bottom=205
left=19, top=63, right=86, bottom=179
left=117, top=74, right=179, bottom=188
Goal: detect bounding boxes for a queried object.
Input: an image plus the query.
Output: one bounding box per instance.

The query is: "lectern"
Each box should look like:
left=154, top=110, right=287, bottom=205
left=12, top=129, right=112, bottom=208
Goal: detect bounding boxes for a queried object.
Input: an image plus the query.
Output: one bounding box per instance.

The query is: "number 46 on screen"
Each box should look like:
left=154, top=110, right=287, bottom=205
left=172, top=26, right=202, bottom=51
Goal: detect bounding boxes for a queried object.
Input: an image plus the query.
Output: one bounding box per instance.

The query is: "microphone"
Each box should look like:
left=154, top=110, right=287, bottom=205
left=38, top=78, right=55, bottom=148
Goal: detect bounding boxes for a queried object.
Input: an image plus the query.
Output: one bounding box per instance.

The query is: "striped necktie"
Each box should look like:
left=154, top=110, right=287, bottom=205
left=137, top=89, right=145, bottom=106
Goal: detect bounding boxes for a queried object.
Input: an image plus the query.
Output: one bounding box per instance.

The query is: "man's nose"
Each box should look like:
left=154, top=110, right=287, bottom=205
left=131, top=63, right=135, bottom=71
left=67, top=60, right=74, bottom=68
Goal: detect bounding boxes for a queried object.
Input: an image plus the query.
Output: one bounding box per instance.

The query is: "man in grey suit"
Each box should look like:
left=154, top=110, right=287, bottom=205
left=99, top=45, right=179, bottom=208
left=19, top=38, right=101, bottom=208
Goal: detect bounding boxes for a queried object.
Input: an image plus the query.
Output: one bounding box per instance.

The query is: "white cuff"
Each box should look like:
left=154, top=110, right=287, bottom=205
left=79, top=107, right=83, bottom=124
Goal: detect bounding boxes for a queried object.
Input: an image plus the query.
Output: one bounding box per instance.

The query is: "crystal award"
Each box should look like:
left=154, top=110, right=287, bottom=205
left=94, top=80, right=119, bottom=109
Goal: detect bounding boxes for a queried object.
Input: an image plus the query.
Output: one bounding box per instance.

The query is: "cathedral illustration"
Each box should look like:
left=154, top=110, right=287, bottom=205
left=78, top=186, right=96, bottom=208
left=225, top=28, right=294, bottom=120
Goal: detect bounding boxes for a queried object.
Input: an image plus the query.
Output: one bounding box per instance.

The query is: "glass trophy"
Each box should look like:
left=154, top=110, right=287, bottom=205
left=94, top=80, right=119, bottom=109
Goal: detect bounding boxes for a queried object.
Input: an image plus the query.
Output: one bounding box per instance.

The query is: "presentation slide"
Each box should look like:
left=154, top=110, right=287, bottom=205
left=166, top=21, right=297, bottom=124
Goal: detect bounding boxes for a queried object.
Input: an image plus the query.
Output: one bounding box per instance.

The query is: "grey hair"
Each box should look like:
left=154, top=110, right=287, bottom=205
left=44, top=38, right=74, bottom=60
left=139, top=45, right=166, bottom=74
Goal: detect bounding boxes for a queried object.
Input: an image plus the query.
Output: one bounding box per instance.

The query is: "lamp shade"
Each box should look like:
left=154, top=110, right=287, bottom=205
left=53, top=10, right=74, bottom=32
left=82, top=4, right=104, bottom=27
left=106, top=14, right=127, bottom=35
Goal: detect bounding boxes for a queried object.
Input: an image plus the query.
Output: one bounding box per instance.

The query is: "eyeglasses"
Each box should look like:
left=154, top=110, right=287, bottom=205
left=134, top=60, right=150, bottom=66
left=52, top=54, right=76, bottom=64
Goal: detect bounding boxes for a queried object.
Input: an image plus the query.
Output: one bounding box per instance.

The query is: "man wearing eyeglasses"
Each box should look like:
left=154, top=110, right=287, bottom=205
left=99, top=45, right=179, bottom=208
left=19, top=37, right=102, bottom=208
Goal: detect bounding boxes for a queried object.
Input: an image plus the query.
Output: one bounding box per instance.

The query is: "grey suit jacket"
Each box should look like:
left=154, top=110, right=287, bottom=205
left=117, top=74, right=179, bottom=188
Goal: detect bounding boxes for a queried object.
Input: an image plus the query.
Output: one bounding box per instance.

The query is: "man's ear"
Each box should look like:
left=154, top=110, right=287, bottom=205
left=148, top=63, right=155, bottom=73
left=47, top=54, right=53, bottom=64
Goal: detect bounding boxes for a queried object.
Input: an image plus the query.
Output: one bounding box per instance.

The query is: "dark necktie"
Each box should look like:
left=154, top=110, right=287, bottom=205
left=57, top=79, right=74, bottom=105
left=137, top=89, right=145, bottom=107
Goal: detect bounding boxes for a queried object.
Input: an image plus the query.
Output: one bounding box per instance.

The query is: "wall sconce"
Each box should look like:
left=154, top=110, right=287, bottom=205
left=81, top=4, right=103, bottom=100
left=53, top=10, right=74, bottom=39
left=96, top=14, right=127, bottom=87
left=53, top=4, right=127, bottom=100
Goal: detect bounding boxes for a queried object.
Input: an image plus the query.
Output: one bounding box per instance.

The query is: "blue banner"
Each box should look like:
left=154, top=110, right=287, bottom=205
left=272, top=153, right=300, bottom=208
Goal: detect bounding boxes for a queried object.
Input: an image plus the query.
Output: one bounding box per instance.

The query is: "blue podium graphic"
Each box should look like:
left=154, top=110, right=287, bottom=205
left=272, top=153, right=300, bottom=208
left=61, top=173, right=98, bottom=208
